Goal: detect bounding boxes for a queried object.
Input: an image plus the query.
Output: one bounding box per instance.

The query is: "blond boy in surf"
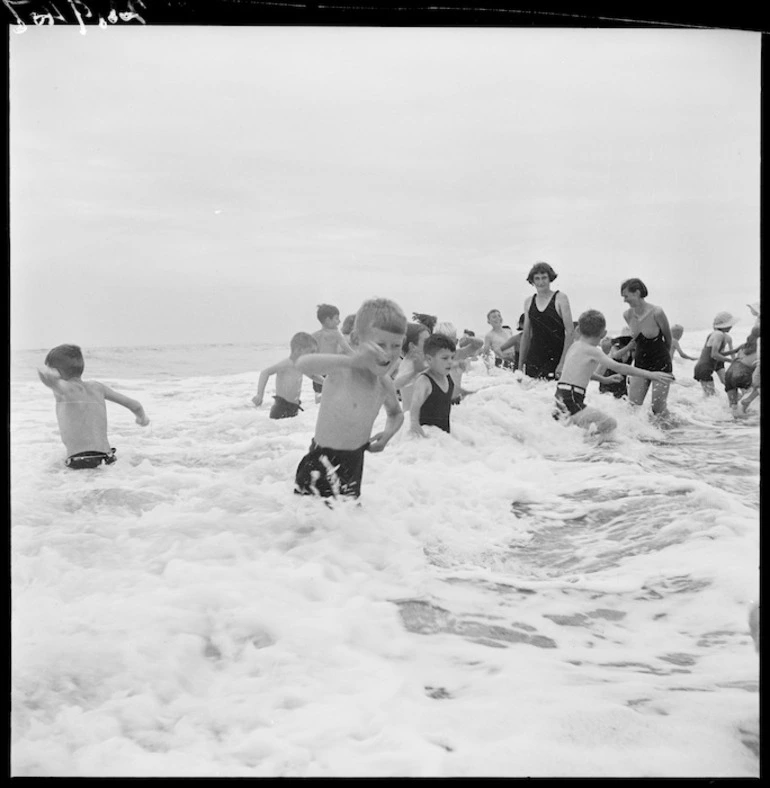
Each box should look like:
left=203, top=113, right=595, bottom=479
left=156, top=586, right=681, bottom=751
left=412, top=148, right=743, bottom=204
left=293, top=298, right=407, bottom=500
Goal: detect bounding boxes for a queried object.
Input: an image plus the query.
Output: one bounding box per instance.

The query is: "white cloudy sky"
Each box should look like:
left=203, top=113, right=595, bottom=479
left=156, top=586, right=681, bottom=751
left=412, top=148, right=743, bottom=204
left=10, top=26, right=760, bottom=349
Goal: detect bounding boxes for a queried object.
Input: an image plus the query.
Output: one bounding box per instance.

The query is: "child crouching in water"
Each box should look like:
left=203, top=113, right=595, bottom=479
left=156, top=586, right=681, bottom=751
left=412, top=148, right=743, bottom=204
left=252, top=332, right=320, bottom=419
left=409, top=333, right=457, bottom=436
left=554, top=310, right=674, bottom=436
left=38, top=344, right=150, bottom=469
left=293, top=298, right=407, bottom=500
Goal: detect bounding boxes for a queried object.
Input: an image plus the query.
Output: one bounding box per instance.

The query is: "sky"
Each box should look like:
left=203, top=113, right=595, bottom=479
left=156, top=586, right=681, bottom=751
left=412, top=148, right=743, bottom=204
left=10, top=26, right=761, bottom=350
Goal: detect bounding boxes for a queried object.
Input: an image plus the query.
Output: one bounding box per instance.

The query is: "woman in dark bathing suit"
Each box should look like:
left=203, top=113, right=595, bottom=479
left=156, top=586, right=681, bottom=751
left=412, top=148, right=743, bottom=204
left=518, top=261, right=574, bottom=380
left=621, top=277, right=673, bottom=416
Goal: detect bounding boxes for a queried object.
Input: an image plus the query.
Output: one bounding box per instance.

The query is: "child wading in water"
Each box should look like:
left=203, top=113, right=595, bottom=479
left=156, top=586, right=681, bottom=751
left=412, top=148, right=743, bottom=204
left=293, top=298, right=407, bottom=501
left=554, top=310, right=674, bottom=438
left=38, top=344, right=150, bottom=469
left=693, top=311, right=738, bottom=396
left=670, top=324, right=696, bottom=361
left=252, top=332, right=321, bottom=419
left=311, top=304, right=353, bottom=402
left=409, top=333, right=457, bottom=436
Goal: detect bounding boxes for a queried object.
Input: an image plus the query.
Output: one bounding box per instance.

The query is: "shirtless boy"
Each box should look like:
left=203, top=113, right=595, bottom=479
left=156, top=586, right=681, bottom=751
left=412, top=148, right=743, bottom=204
left=554, top=310, right=674, bottom=436
left=409, top=333, right=457, bottom=437
left=38, top=344, right=150, bottom=469
left=252, top=332, right=321, bottom=419
left=670, top=324, right=696, bottom=361
left=481, top=309, right=517, bottom=369
left=312, top=304, right=353, bottom=402
left=293, top=298, right=407, bottom=500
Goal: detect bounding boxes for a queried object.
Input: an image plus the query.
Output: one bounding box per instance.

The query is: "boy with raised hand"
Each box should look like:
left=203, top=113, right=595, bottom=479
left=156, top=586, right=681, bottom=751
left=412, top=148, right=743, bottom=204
left=311, top=303, right=353, bottom=402
left=293, top=298, right=407, bottom=500
left=38, top=344, right=150, bottom=469
left=409, top=333, right=457, bottom=437
left=554, top=310, right=674, bottom=436
left=252, top=332, right=321, bottom=419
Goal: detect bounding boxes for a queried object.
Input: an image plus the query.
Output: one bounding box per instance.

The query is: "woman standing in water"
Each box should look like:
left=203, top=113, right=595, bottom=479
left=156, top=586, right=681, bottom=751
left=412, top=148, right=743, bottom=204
left=621, top=277, right=673, bottom=416
left=517, top=261, right=574, bottom=380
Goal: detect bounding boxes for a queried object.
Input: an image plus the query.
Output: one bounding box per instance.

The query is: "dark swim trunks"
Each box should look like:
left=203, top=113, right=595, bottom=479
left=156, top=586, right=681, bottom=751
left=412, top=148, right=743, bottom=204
left=494, top=357, right=515, bottom=370
left=294, top=439, right=368, bottom=500
left=269, top=395, right=302, bottom=420
left=65, top=448, right=117, bottom=470
left=553, top=383, right=586, bottom=420
left=724, top=361, right=754, bottom=392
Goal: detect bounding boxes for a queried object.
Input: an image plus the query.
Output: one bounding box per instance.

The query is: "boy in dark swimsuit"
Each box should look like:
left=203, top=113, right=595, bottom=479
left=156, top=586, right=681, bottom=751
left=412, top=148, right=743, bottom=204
left=252, top=332, right=321, bottom=419
left=293, top=298, right=407, bottom=500
left=409, top=333, right=457, bottom=436
left=38, top=344, right=150, bottom=469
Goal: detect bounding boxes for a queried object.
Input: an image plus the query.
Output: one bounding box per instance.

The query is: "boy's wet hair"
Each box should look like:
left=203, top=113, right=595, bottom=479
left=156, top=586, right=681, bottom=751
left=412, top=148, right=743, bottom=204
left=434, top=321, right=457, bottom=340
left=290, top=332, right=318, bottom=355
left=403, top=321, right=429, bottom=354
left=620, top=278, right=648, bottom=298
left=354, top=298, right=407, bottom=337
left=526, top=261, right=558, bottom=284
left=577, top=309, right=606, bottom=339
left=316, top=304, right=340, bottom=323
left=423, top=333, right=456, bottom=356
left=463, top=329, right=475, bottom=337
left=341, top=314, right=356, bottom=335
left=45, top=344, right=85, bottom=379
left=412, top=312, right=437, bottom=333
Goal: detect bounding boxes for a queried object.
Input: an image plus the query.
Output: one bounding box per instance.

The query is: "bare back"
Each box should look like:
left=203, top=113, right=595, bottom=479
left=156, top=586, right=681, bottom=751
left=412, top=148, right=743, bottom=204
left=313, top=367, right=388, bottom=449
left=273, top=362, right=305, bottom=403
left=313, top=328, right=349, bottom=355
left=558, top=340, right=604, bottom=390
left=52, top=380, right=112, bottom=456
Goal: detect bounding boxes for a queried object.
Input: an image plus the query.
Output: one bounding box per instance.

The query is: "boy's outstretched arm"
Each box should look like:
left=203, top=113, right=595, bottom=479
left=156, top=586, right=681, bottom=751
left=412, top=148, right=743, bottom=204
left=296, top=353, right=356, bottom=376
left=368, top=376, right=404, bottom=452
left=455, top=337, right=484, bottom=360
left=602, top=354, right=674, bottom=384
left=100, top=383, right=150, bottom=426
left=253, top=361, right=286, bottom=407
left=393, top=358, right=427, bottom=391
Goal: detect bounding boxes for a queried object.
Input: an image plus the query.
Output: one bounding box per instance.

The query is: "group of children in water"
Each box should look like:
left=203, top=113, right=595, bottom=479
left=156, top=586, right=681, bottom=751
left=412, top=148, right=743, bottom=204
left=37, top=262, right=760, bottom=502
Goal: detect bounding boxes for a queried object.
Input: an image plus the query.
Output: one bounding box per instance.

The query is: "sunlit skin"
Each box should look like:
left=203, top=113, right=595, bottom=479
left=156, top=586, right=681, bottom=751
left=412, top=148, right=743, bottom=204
left=38, top=366, right=149, bottom=457
left=518, top=272, right=574, bottom=376
left=252, top=345, right=321, bottom=407
left=295, top=326, right=405, bottom=451
left=621, top=286, right=673, bottom=415
left=409, top=348, right=455, bottom=437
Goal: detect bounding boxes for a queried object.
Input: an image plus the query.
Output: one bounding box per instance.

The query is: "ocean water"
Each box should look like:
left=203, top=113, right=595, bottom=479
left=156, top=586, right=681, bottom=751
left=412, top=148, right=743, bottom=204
left=11, top=336, right=759, bottom=777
